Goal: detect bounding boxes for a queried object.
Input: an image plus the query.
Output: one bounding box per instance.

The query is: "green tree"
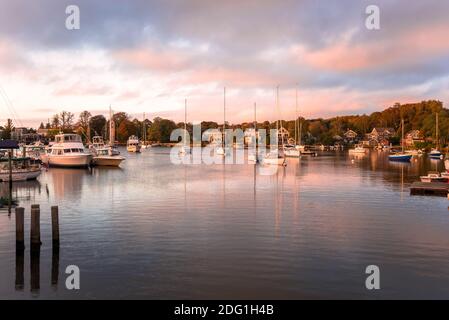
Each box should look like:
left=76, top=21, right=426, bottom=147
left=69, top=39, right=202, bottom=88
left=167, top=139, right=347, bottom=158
left=1, top=119, right=14, bottom=139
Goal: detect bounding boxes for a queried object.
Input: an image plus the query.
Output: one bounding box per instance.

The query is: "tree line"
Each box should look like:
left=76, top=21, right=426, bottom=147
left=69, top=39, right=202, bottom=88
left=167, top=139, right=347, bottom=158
left=1, top=100, right=446, bottom=145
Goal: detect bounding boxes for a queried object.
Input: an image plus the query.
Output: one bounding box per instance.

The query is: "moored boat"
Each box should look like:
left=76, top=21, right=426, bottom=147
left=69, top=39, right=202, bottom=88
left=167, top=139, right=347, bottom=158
left=388, top=119, right=412, bottom=162
left=127, top=135, right=141, bottom=153
left=0, top=157, right=42, bottom=182
left=42, top=133, right=92, bottom=168
left=420, top=172, right=447, bottom=183
left=429, top=149, right=443, bottom=159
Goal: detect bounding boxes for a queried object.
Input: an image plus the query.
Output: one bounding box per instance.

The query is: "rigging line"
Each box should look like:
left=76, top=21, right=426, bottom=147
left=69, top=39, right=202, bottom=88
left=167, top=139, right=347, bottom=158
left=0, top=88, right=19, bottom=126
left=1, top=85, right=24, bottom=127
left=0, top=85, right=24, bottom=127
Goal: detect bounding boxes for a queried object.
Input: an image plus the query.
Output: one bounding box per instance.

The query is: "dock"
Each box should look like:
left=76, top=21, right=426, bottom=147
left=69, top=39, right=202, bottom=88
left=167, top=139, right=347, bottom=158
left=410, top=182, right=449, bottom=197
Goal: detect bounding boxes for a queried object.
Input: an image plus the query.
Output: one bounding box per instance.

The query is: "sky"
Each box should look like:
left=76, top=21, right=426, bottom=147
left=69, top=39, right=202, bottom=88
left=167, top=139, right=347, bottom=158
left=0, top=0, right=449, bottom=128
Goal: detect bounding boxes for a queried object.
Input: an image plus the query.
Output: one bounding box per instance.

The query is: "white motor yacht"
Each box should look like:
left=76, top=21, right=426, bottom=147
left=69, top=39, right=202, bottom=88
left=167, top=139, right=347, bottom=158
left=42, top=133, right=92, bottom=168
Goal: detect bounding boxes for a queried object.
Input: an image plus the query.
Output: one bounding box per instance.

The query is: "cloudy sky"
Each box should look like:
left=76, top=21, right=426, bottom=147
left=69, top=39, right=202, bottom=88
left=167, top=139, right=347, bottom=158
left=0, top=0, right=448, bottom=127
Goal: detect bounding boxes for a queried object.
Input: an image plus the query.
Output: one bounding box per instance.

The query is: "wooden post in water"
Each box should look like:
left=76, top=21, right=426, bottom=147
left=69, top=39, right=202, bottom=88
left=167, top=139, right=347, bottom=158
left=15, top=207, right=25, bottom=250
left=30, top=204, right=41, bottom=248
left=8, top=150, right=12, bottom=215
left=51, top=206, right=60, bottom=246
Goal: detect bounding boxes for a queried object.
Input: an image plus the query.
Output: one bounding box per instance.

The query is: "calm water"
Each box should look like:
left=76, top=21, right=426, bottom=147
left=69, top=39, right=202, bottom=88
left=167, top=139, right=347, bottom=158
left=0, top=148, right=448, bottom=299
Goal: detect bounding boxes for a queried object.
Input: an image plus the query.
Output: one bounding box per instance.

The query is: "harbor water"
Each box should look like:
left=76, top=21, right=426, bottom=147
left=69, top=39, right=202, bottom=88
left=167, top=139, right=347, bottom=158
left=0, top=148, right=448, bottom=299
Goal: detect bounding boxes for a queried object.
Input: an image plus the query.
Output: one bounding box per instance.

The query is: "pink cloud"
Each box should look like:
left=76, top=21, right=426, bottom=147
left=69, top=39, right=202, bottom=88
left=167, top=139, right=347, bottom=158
left=113, top=47, right=190, bottom=71
left=294, top=22, right=449, bottom=72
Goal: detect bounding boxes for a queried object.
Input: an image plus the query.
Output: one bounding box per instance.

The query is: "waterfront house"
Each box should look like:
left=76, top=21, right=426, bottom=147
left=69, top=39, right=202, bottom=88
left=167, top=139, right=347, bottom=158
left=244, top=128, right=260, bottom=145
left=343, top=129, right=358, bottom=140
left=203, top=129, right=223, bottom=144
left=366, top=127, right=395, bottom=146
left=277, top=127, right=290, bottom=142
left=404, top=130, right=424, bottom=146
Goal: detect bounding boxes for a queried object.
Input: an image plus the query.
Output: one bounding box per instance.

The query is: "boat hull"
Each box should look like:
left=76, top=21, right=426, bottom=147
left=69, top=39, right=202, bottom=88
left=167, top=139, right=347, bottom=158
left=388, top=154, right=412, bottom=162
left=48, top=154, right=92, bottom=168
left=284, top=149, right=301, bottom=158
left=127, top=146, right=141, bottom=153
left=92, top=156, right=125, bottom=167
left=0, top=168, right=42, bottom=182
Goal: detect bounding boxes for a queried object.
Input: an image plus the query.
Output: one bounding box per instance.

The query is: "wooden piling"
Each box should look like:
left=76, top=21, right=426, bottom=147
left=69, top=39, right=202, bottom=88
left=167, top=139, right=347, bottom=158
left=30, top=205, right=41, bottom=248
left=15, top=207, right=25, bottom=250
left=51, top=206, right=60, bottom=246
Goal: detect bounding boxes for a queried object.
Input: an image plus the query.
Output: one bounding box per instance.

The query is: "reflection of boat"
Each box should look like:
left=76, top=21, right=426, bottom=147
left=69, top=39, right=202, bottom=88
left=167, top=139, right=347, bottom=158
left=349, top=144, right=366, bottom=154
left=263, top=152, right=286, bottom=166
left=389, top=119, right=412, bottom=162
left=42, top=134, right=92, bottom=168
left=420, top=172, right=447, bottom=183
left=0, top=157, right=42, bottom=182
left=127, top=135, right=141, bottom=153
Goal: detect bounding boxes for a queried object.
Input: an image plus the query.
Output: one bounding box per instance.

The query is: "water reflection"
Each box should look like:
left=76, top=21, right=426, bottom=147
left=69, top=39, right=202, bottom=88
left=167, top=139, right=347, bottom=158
left=15, top=249, right=24, bottom=291
left=51, top=247, right=59, bottom=289
left=30, top=248, right=40, bottom=293
left=1, top=148, right=449, bottom=299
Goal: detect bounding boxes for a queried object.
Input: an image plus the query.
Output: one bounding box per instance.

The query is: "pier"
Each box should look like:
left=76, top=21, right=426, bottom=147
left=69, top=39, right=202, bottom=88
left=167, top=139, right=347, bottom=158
left=410, top=182, right=449, bottom=196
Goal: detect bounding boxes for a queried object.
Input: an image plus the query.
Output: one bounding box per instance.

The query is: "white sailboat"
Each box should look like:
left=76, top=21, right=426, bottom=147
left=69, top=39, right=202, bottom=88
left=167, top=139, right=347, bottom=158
left=179, top=99, right=191, bottom=155
left=0, top=157, right=42, bottom=182
left=284, top=86, right=301, bottom=158
left=141, top=112, right=149, bottom=149
left=248, top=102, right=259, bottom=163
left=216, top=87, right=229, bottom=156
left=429, top=112, right=443, bottom=159
left=264, top=86, right=286, bottom=166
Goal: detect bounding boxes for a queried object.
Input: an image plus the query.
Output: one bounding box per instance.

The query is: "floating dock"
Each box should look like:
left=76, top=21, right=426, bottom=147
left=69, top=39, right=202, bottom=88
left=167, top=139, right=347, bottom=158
left=410, top=182, right=449, bottom=197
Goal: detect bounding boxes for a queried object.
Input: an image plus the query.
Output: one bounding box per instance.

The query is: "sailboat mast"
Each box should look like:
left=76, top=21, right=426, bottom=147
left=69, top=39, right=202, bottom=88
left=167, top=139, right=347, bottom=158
left=402, top=119, right=404, bottom=153
left=295, top=86, right=298, bottom=145
left=223, top=87, right=226, bottom=148
left=184, top=99, right=187, bottom=146
left=254, top=102, right=257, bottom=154
left=109, top=105, right=113, bottom=145
left=436, top=112, right=439, bottom=149
left=277, top=86, right=284, bottom=148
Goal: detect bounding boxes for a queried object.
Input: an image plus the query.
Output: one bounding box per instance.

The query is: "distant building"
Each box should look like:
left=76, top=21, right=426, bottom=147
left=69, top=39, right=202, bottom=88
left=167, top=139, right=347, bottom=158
left=37, top=128, right=50, bottom=137
left=277, top=127, right=290, bottom=142
left=368, top=127, right=396, bottom=141
left=244, top=128, right=260, bottom=145
left=203, top=129, right=223, bottom=144
left=404, top=130, right=424, bottom=146
left=343, top=129, right=358, bottom=140
left=11, top=127, right=28, bottom=141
